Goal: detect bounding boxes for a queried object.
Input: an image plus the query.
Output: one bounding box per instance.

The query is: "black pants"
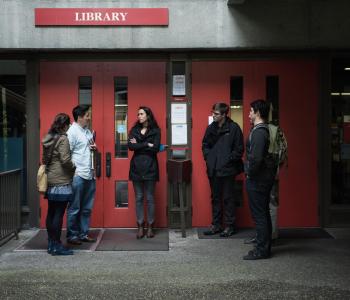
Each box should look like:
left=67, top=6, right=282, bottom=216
left=209, top=175, right=236, bottom=227
left=246, top=178, right=274, bottom=256
left=46, top=200, right=68, bottom=242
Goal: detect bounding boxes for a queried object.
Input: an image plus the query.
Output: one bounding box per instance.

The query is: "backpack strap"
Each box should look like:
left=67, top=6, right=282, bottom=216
left=248, top=123, right=269, bottom=152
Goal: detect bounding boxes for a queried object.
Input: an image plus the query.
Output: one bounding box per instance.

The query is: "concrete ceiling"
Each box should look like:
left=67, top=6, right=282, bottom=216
left=227, top=0, right=246, bottom=5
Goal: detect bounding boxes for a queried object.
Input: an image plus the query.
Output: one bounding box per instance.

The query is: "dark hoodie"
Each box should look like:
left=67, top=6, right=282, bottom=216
left=42, top=133, right=75, bottom=186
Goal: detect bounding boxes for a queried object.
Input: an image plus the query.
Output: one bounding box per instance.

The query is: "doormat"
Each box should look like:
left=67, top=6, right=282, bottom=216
left=197, top=228, right=334, bottom=239
left=96, top=229, right=169, bottom=251
left=278, top=228, right=334, bottom=239
left=15, top=229, right=101, bottom=251
left=197, top=228, right=255, bottom=239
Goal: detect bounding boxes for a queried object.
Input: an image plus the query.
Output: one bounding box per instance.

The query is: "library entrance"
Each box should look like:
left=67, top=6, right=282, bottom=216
left=39, top=62, right=168, bottom=228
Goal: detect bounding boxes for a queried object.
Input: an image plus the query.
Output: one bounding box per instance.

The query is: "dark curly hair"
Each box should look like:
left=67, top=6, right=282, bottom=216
left=48, top=113, right=71, bottom=135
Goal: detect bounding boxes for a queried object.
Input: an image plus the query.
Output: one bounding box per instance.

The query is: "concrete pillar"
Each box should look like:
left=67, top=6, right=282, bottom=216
left=26, top=59, right=40, bottom=227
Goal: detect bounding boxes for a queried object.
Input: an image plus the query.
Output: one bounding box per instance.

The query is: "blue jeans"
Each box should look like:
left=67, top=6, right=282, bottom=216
left=67, top=176, right=96, bottom=240
left=246, top=178, right=274, bottom=256
left=133, top=181, right=156, bottom=225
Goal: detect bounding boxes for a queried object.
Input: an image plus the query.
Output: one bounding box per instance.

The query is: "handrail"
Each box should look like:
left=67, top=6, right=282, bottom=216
left=0, top=169, right=21, bottom=246
left=0, top=169, right=21, bottom=176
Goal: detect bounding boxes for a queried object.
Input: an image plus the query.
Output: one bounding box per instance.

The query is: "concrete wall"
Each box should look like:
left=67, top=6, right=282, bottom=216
left=0, top=0, right=349, bottom=51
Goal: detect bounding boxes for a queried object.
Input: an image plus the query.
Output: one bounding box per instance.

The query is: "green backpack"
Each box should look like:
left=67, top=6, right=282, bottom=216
left=267, top=124, right=288, bottom=167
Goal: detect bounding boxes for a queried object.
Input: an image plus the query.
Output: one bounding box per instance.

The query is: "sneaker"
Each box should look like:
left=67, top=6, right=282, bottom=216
left=80, top=236, right=97, bottom=243
left=203, top=225, right=222, bottom=236
left=219, top=226, right=237, bottom=237
left=67, top=238, right=82, bottom=245
left=243, top=249, right=270, bottom=260
left=244, top=236, right=257, bottom=244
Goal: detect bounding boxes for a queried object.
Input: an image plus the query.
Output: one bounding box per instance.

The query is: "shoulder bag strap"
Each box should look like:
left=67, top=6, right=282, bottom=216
left=45, top=136, right=61, bottom=165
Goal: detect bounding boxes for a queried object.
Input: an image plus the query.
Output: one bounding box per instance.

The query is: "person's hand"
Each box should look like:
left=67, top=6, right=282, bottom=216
left=130, top=138, right=137, bottom=144
left=148, top=143, right=154, bottom=148
left=90, top=143, right=97, bottom=151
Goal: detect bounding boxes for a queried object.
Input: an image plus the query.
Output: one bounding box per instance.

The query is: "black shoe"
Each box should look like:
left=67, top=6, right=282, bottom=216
left=203, top=225, right=222, bottom=236
left=244, top=236, right=257, bottom=244
left=243, top=249, right=270, bottom=260
left=80, top=236, right=96, bottom=243
left=67, top=238, right=82, bottom=245
left=219, top=226, right=236, bottom=237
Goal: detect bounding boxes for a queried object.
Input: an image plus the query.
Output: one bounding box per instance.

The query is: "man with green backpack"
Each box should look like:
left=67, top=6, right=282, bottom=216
left=244, top=112, right=288, bottom=245
left=243, top=99, right=288, bottom=260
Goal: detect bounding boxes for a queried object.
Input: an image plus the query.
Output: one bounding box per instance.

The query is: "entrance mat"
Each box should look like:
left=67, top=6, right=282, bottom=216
left=197, top=228, right=334, bottom=239
left=278, top=228, right=334, bottom=239
left=15, top=229, right=101, bottom=251
left=96, top=229, right=169, bottom=251
left=197, top=227, right=255, bottom=239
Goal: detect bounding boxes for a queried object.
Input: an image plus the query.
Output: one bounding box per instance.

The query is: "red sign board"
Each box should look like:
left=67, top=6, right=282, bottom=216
left=35, top=8, right=169, bottom=26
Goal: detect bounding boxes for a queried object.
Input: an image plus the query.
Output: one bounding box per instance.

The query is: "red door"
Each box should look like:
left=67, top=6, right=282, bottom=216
left=192, top=60, right=319, bottom=228
left=102, top=62, right=167, bottom=227
left=40, top=62, right=167, bottom=228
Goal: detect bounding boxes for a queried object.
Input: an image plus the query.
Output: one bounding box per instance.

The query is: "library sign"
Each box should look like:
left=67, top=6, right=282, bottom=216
left=35, top=8, right=169, bottom=26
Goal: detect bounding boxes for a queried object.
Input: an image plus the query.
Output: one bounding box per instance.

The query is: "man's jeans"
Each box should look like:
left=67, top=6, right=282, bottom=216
left=133, top=181, right=156, bottom=225
left=246, top=178, right=274, bottom=256
left=209, top=175, right=236, bottom=227
left=67, top=176, right=96, bottom=240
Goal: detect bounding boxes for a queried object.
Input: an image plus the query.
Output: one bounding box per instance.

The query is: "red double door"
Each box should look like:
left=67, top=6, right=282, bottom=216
left=40, top=62, right=167, bottom=228
left=191, top=60, right=319, bottom=228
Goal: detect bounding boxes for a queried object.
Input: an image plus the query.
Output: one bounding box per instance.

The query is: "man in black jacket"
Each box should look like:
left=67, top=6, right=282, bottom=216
left=202, top=102, right=244, bottom=237
left=244, top=99, right=276, bottom=260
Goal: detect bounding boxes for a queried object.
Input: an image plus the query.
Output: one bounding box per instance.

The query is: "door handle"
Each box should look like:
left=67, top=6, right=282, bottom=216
left=106, top=152, right=111, bottom=177
left=95, top=151, right=101, bottom=178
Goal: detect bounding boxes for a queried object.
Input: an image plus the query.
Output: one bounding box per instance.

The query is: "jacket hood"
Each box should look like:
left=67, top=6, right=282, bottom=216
left=42, top=134, right=58, bottom=148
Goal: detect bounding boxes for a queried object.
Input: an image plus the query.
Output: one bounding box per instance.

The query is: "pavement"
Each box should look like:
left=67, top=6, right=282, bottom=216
left=1, top=228, right=350, bottom=299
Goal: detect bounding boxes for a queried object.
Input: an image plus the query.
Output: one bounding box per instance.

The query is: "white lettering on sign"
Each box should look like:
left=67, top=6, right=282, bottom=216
left=75, top=12, right=128, bottom=22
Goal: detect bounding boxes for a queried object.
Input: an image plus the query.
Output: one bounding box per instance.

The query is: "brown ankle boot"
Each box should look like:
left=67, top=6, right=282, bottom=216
left=146, top=223, right=155, bottom=238
left=136, top=223, right=144, bottom=239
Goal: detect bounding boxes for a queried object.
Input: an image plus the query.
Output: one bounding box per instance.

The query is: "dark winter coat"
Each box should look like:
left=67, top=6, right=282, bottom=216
left=246, top=123, right=276, bottom=182
left=42, top=133, right=75, bottom=186
left=128, top=126, right=160, bottom=181
left=202, top=117, right=244, bottom=178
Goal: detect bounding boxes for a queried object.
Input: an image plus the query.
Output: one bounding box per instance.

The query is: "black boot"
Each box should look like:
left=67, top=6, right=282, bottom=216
left=51, top=241, right=74, bottom=256
left=136, top=223, right=145, bottom=239
left=47, top=238, right=53, bottom=254
left=146, top=223, right=155, bottom=238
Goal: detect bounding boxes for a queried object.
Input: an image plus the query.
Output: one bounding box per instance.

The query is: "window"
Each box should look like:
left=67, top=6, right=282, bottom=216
left=115, top=77, right=128, bottom=158
left=331, top=59, right=350, bottom=204
left=230, top=76, right=243, bottom=130
left=115, top=181, right=128, bottom=208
